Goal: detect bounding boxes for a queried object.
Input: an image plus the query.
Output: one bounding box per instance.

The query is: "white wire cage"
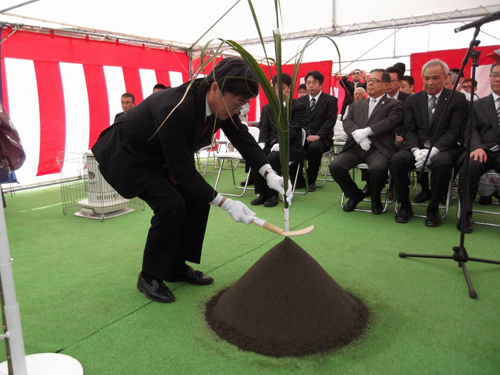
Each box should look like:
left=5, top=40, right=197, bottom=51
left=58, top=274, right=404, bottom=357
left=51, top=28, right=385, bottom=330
left=58, top=151, right=144, bottom=221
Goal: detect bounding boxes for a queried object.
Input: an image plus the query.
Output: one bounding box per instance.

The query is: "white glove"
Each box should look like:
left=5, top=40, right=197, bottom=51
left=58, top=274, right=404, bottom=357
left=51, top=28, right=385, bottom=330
left=258, top=142, right=266, bottom=150
left=359, top=138, right=371, bottom=151
left=271, top=143, right=280, bottom=152
left=412, top=148, right=422, bottom=159
left=352, top=128, right=373, bottom=143
left=220, top=198, right=256, bottom=224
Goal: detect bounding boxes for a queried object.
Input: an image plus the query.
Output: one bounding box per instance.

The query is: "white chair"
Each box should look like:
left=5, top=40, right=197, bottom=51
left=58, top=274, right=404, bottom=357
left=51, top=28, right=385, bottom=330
left=457, top=169, right=500, bottom=228
left=340, top=163, right=392, bottom=213
left=213, top=126, right=260, bottom=197
left=395, top=167, right=454, bottom=219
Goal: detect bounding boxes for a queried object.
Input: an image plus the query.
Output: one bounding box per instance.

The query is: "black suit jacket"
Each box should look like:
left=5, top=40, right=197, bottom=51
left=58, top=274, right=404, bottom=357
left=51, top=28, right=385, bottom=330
left=92, top=79, right=268, bottom=203
left=342, top=94, right=403, bottom=158
left=392, top=91, right=410, bottom=135
left=402, top=88, right=468, bottom=152
left=258, top=100, right=307, bottom=162
left=471, top=94, right=500, bottom=151
left=298, top=92, right=338, bottom=146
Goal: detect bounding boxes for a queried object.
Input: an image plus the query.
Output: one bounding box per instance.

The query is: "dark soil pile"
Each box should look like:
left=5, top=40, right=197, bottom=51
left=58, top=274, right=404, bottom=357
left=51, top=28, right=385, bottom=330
left=205, top=238, right=369, bottom=357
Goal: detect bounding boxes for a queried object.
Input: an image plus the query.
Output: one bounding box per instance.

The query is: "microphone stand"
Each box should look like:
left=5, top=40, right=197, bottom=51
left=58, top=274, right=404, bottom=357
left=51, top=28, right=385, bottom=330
left=399, top=25, right=500, bottom=299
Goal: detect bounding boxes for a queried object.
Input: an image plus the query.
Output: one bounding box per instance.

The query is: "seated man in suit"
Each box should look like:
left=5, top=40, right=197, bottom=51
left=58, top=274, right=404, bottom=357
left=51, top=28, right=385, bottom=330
left=457, top=62, right=500, bottom=233
left=92, top=57, right=289, bottom=303
left=400, top=75, right=415, bottom=95
left=251, top=73, right=307, bottom=207
left=298, top=70, right=338, bottom=191
left=390, top=59, right=468, bottom=227
left=329, top=69, right=403, bottom=214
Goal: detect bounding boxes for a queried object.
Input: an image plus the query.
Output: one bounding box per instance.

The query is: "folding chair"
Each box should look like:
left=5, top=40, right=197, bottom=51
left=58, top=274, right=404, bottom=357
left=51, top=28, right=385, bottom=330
left=395, top=167, right=454, bottom=219
left=457, top=169, right=500, bottom=228
left=340, top=163, right=392, bottom=213
left=213, top=126, right=260, bottom=197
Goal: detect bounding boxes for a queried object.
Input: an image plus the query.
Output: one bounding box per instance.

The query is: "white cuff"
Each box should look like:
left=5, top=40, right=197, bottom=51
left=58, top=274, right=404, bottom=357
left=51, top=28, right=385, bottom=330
left=366, top=127, right=374, bottom=136
left=258, top=163, right=273, bottom=178
left=210, top=193, right=224, bottom=207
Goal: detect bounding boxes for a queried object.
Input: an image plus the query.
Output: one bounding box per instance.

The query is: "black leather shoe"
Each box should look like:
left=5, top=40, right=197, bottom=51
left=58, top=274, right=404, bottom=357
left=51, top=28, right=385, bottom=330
left=362, top=183, right=372, bottom=198
left=264, top=194, right=279, bottom=207
left=457, top=213, right=473, bottom=233
left=343, top=191, right=364, bottom=212
left=414, top=190, right=431, bottom=203
left=165, top=265, right=214, bottom=285
left=251, top=194, right=267, bottom=206
left=137, top=273, right=176, bottom=303
left=478, top=195, right=492, bottom=205
left=308, top=184, right=317, bottom=192
left=425, top=207, right=441, bottom=227
left=395, top=202, right=413, bottom=223
left=371, top=199, right=383, bottom=215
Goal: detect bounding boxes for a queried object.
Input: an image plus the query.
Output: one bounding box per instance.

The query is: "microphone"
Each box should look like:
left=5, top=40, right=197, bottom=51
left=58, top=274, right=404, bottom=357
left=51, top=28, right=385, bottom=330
left=455, top=11, right=500, bottom=33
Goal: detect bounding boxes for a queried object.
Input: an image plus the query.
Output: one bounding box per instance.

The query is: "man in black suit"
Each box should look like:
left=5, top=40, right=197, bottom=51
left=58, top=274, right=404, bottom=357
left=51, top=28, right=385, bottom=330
left=457, top=62, right=500, bottom=233
left=298, top=70, right=338, bottom=192
left=114, top=92, right=135, bottom=122
left=390, top=59, right=468, bottom=227
left=92, top=58, right=289, bottom=303
left=340, top=69, right=367, bottom=120
left=251, top=73, right=307, bottom=207
left=329, top=69, right=403, bottom=214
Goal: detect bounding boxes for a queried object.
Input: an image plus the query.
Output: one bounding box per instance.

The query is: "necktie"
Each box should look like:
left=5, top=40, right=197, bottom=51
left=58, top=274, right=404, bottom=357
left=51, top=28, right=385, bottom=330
left=368, top=98, right=377, bottom=117
left=496, top=97, right=500, bottom=126
left=200, top=114, right=215, bottom=138
left=428, top=95, right=437, bottom=123
left=310, top=97, right=316, bottom=111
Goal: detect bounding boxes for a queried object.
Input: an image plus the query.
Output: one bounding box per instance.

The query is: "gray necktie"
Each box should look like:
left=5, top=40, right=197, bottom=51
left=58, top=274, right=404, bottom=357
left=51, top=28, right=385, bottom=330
left=428, top=95, right=437, bottom=123
left=368, top=98, right=377, bottom=117
left=310, top=97, right=316, bottom=111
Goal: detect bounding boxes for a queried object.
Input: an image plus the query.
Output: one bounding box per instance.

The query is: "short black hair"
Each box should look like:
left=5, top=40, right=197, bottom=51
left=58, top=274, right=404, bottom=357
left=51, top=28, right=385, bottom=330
left=298, top=83, right=307, bottom=91
left=490, top=63, right=499, bottom=73
left=462, top=78, right=478, bottom=86
left=393, top=62, right=406, bottom=74
left=271, top=73, right=292, bottom=87
left=153, top=83, right=167, bottom=90
left=370, top=69, right=390, bottom=83
left=121, top=92, right=135, bottom=103
left=206, top=57, right=259, bottom=99
left=386, top=66, right=403, bottom=81
left=402, top=75, right=414, bottom=86
left=304, top=70, right=324, bottom=85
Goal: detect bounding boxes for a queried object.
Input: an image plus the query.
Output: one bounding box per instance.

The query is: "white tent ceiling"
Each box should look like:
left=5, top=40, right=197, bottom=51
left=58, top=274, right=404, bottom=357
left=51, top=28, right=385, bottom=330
left=1, top=0, right=499, bottom=73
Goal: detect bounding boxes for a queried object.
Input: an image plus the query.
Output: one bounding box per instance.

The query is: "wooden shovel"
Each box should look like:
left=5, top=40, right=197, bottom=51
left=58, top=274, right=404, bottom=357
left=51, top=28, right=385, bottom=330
left=252, top=217, right=314, bottom=237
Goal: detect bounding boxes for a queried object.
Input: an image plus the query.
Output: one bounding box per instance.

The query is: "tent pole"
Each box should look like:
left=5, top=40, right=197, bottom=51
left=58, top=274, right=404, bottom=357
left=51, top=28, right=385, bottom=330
left=0, top=0, right=40, bottom=14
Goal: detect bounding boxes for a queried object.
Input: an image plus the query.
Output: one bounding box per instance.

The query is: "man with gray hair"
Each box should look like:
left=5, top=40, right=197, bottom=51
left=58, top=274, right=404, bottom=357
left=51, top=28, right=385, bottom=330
left=390, top=59, right=468, bottom=227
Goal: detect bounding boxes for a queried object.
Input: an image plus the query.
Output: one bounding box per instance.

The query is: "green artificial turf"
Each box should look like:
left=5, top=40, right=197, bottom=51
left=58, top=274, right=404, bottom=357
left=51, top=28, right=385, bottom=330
left=1, top=164, right=499, bottom=374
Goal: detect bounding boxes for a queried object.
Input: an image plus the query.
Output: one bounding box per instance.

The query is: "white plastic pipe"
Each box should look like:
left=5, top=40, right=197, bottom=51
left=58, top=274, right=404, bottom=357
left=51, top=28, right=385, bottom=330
left=0, top=203, right=28, bottom=374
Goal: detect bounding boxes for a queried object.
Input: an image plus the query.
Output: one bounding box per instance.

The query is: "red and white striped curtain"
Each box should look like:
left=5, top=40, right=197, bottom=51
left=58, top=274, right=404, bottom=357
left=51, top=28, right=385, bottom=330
left=0, top=27, right=190, bottom=185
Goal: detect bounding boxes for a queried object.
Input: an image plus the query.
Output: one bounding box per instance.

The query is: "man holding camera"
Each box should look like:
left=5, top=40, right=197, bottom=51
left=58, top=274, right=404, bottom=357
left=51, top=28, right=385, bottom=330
left=340, top=69, right=367, bottom=120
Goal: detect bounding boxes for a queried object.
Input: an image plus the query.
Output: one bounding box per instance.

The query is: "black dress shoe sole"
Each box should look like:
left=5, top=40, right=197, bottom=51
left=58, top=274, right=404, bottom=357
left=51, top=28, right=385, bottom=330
left=395, top=216, right=410, bottom=223
left=137, top=284, right=176, bottom=303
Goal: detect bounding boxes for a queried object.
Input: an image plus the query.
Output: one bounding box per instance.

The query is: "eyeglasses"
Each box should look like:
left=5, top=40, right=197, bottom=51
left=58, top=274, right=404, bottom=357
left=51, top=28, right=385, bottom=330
left=490, top=73, right=500, bottom=79
left=462, top=85, right=472, bottom=89
left=366, top=78, right=384, bottom=84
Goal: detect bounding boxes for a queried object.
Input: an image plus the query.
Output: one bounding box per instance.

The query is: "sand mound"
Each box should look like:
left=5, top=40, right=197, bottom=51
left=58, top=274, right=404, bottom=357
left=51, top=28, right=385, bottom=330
left=205, top=238, right=369, bottom=357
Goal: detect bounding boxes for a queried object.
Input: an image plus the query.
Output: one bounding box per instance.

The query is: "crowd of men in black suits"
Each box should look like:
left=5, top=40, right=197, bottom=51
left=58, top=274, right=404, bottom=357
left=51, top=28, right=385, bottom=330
left=251, top=59, right=500, bottom=235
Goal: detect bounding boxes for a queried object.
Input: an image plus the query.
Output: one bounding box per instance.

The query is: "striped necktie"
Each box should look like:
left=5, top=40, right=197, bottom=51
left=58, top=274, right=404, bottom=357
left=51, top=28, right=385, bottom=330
left=310, top=97, right=316, bottom=111
left=428, top=95, right=437, bottom=123
left=496, top=97, right=500, bottom=126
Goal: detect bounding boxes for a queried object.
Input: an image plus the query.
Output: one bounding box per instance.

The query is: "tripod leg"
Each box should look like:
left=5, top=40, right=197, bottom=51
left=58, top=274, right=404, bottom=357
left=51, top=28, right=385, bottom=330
left=459, top=261, right=477, bottom=299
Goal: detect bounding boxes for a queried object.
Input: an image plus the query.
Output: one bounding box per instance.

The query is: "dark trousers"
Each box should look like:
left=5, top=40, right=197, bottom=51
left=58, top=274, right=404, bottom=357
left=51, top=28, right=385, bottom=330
left=138, top=175, right=209, bottom=280
left=305, top=139, right=330, bottom=184
left=458, top=150, right=500, bottom=212
left=253, top=150, right=281, bottom=196
left=329, top=146, right=390, bottom=200
left=390, top=148, right=460, bottom=209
